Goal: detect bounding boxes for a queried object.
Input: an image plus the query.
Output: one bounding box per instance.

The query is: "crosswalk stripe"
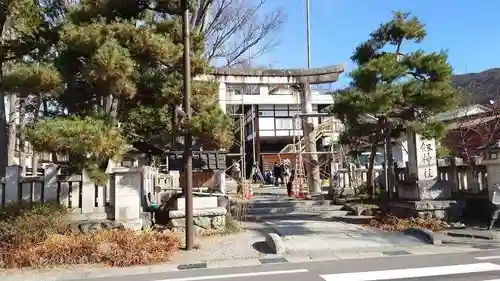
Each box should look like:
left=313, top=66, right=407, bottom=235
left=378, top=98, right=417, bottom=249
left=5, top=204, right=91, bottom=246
left=475, top=255, right=500, bottom=260
left=155, top=269, right=309, bottom=281
left=319, top=262, right=500, bottom=281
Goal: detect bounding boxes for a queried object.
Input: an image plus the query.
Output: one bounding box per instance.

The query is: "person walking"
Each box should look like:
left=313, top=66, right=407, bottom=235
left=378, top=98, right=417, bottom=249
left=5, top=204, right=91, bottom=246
left=287, top=169, right=295, bottom=197
left=231, top=159, right=242, bottom=195
left=273, top=162, right=282, bottom=186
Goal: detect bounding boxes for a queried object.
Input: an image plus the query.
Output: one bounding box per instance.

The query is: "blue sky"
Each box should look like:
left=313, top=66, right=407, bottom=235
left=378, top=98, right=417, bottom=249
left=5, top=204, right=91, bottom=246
left=257, top=0, right=500, bottom=89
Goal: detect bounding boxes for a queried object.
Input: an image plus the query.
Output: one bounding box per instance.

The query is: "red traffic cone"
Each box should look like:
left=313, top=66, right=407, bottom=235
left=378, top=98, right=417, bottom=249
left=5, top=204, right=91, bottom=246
left=295, top=182, right=302, bottom=198
left=246, top=183, right=255, bottom=199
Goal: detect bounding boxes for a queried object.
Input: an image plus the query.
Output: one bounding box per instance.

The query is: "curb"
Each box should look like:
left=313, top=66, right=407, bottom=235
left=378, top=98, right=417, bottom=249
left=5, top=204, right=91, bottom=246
left=404, top=227, right=442, bottom=245
left=265, top=233, right=286, bottom=255
left=1, top=244, right=494, bottom=281
left=443, top=231, right=498, bottom=240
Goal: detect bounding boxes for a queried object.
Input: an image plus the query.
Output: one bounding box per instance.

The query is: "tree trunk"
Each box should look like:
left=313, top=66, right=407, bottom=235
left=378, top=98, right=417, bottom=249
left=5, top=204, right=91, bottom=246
left=384, top=121, right=394, bottom=199
left=104, top=94, right=118, bottom=125
left=7, top=93, right=17, bottom=166
left=366, top=118, right=384, bottom=199
left=19, top=97, right=25, bottom=175
left=31, top=97, right=42, bottom=175
left=0, top=62, right=7, bottom=177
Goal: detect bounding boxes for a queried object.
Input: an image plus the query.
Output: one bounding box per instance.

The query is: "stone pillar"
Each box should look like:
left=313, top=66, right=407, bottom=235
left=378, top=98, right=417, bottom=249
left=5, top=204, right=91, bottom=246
left=169, top=170, right=180, bottom=188
left=105, top=159, right=118, bottom=206
left=5, top=165, right=21, bottom=203
left=406, top=130, right=438, bottom=181
left=111, top=167, right=144, bottom=230
left=300, top=81, right=321, bottom=193
left=43, top=163, right=59, bottom=202
left=214, top=170, right=226, bottom=193
left=398, top=130, right=451, bottom=200
left=81, top=170, right=96, bottom=214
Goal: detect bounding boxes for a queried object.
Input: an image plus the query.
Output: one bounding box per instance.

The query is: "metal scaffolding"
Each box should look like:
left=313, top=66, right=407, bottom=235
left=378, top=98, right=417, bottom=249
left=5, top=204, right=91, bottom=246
left=225, top=95, right=247, bottom=195
left=278, top=113, right=345, bottom=196
left=221, top=85, right=264, bottom=196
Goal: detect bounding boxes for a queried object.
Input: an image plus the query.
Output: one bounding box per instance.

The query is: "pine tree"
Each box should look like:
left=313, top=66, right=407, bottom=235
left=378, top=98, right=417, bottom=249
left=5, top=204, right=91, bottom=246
left=0, top=0, right=65, bottom=175
left=24, top=0, right=233, bottom=183
left=331, top=12, right=459, bottom=197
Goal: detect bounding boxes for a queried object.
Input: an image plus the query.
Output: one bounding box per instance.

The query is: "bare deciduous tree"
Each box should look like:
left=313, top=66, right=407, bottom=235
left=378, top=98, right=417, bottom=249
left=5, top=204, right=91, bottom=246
left=191, top=0, right=285, bottom=67
left=442, top=85, right=500, bottom=160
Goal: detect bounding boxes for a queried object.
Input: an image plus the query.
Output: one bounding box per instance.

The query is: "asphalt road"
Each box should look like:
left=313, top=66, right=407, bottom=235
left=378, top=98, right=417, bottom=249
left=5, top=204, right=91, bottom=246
left=84, top=250, right=500, bottom=281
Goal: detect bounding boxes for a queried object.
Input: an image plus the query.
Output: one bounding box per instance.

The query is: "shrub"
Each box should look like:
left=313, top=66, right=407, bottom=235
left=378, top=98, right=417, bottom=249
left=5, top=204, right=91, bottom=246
left=368, top=214, right=446, bottom=232
left=0, top=202, right=180, bottom=268
left=0, top=229, right=180, bottom=268
left=0, top=201, right=69, bottom=245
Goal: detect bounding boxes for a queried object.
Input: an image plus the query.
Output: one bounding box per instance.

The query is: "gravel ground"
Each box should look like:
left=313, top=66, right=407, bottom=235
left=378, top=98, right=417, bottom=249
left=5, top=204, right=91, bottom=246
left=173, top=221, right=274, bottom=264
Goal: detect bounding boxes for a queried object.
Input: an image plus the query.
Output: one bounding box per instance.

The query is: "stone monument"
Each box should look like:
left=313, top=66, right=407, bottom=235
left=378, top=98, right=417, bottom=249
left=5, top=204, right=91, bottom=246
left=389, top=130, right=455, bottom=219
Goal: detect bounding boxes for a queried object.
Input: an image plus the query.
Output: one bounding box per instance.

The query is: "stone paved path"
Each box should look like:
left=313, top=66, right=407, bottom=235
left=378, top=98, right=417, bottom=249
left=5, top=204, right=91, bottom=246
left=264, top=216, right=425, bottom=254
left=173, top=221, right=273, bottom=264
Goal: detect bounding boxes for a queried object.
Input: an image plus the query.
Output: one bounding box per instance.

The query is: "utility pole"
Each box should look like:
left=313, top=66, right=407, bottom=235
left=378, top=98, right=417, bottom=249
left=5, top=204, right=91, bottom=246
left=302, top=0, right=321, bottom=193
left=306, top=0, right=311, bottom=68
left=182, top=0, right=194, bottom=251
left=251, top=105, right=256, bottom=164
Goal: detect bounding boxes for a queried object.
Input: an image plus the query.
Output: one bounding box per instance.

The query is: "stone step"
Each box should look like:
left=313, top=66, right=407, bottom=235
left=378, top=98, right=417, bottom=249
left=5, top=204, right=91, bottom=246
left=242, top=212, right=323, bottom=221
left=243, top=206, right=347, bottom=215
left=249, top=199, right=334, bottom=209
left=328, top=215, right=374, bottom=225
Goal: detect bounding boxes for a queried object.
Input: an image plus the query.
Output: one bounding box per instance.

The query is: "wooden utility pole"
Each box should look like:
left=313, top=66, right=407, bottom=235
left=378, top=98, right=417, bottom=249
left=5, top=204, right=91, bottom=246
left=182, top=0, right=194, bottom=251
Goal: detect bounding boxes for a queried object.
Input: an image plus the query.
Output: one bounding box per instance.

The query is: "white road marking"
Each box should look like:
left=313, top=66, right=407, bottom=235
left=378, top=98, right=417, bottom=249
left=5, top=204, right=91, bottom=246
left=475, top=255, right=500, bottom=260
left=484, top=279, right=500, bottom=281
left=156, top=269, right=309, bottom=281
left=319, top=262, right=500, bottom=281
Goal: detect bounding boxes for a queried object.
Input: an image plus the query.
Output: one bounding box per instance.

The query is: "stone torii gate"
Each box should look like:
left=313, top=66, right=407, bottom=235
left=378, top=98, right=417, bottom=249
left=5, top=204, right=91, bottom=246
left=197, top=65, right=345, bottom=194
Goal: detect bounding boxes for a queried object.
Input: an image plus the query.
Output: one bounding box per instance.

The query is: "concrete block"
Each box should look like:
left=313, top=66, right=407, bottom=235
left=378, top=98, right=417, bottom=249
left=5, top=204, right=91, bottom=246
left=265, top=233, right=286, bottom=255
left=174, top=196, right=218, bottom=210
left=404, top=227, right=442, bottom=245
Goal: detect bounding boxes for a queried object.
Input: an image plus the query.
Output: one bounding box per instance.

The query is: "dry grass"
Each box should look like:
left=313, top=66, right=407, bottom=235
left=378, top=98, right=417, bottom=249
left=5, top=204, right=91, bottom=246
left=368, top=214, right=447, bottom=232
left=231, top=199, right=250, bottom=221
left=199, top=215, right=242, bottom=237
left=0, top=202, right=179, bottom=268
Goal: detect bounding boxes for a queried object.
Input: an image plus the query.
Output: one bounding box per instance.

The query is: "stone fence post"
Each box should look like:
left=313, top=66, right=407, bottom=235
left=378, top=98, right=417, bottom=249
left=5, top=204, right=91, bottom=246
left=5, top=165, right=22, bottom=203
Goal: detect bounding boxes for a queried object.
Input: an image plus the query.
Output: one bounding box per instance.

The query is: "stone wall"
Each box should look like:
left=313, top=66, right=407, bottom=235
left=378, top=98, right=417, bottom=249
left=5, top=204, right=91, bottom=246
left=168, top=207, right=227, bottom=234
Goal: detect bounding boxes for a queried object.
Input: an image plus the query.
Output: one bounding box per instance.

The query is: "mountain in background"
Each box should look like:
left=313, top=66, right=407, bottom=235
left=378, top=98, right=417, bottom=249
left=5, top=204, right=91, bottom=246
left=452, top=68, right=500, bottom=105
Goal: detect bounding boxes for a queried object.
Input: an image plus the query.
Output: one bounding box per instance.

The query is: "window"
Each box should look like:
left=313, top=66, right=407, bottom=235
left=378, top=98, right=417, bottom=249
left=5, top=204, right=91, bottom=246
left=259, top=118, right=274, bottom=130
left=258, top=110, right=274, bottom=117
left=244, top=122, right=254, bottom=136
left=226, top=84, right=260, bottom=95
left=275, top=118, right=293, bottom=130
left=274, top=110, right=289, bottom=117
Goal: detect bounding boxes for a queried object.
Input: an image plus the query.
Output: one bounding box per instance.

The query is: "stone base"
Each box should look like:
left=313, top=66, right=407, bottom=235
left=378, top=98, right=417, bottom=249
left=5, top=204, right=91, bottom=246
left=141, top=212, right=153, bottom=229
left=388, top=200, right=457, bottom=220
left=397, top=179, right=453, bottom=201
left=118, top=218, right=143, bottom=230
left=70, top=206, right=111, bottom=221
left=173, top=196, right=219, bottom=210
left=167, top=207, right=227, bottom=234
left=68, top=220, right=124, bottom=234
